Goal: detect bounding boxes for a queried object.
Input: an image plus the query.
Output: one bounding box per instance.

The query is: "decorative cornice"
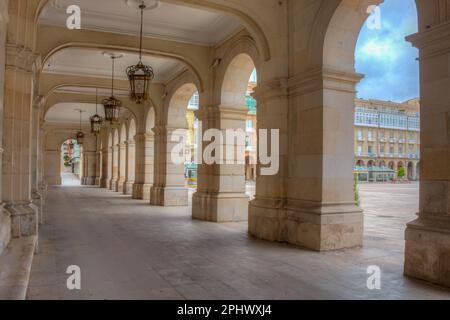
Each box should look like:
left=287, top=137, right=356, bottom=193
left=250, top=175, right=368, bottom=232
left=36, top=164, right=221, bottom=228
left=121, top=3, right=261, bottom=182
left=6, top=44, right=41, bottom=73
left=33, top=95, right=46, bottom=109
left=288, top=68, right=363, bottom=97
left=252, top=78, right=288, bottom=103
left=406, top=20, right=450, bottom=59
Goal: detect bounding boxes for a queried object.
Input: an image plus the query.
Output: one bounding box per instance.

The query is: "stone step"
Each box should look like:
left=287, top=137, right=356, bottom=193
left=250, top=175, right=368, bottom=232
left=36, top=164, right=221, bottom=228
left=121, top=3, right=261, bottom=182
left=0, top=236, right=37, bottom=300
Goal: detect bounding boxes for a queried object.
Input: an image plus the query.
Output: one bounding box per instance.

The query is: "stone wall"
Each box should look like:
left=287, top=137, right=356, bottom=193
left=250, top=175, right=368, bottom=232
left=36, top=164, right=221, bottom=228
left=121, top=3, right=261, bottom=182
left=0, top=0, right=9, bottom=256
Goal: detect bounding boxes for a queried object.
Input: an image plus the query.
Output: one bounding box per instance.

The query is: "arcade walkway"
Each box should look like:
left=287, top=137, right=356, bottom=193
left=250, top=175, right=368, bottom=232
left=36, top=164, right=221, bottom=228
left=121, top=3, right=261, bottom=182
left=27, top=184, right=450, bottom=300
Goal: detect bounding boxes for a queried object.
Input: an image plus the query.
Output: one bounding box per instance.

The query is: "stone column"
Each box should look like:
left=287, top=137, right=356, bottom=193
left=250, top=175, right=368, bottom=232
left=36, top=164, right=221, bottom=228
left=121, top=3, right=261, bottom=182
left=249, top=78, right=288, bottom=240
left=2, top=43, right=40, bottom=238
left=192, top=106, right=249, bottom=222
left=109, top=145, right=118, bottom=191
left=404, top=23, right=450, bottom=288
left=124, top=139, right=135, bottom=195
left=285, top=69, right=364, bottom=251
left=132, top=133, right=154, bottom=200
left=100, top=145, right=110, bottom=188
left=31, top=94, right=44, bottom=225
left=44, top=150, right=61, bottom=186
left=151, top=126, right=188, bottom=206
left=82, top=151, right=97, bottom=185
left=116, top=143, right=126, bottom=193
left=95, top=149, right=102, bottom=186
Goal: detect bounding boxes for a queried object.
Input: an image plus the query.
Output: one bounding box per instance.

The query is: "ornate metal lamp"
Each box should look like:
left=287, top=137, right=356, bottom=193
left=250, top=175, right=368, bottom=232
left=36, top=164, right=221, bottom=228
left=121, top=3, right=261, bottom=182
left=127, top=1, right=154, bottom=104
left=103, top=53, right=123, bottom=124
left=75, top=110, right=85, bottom=146
left=90, top=88, right=103, bottom=135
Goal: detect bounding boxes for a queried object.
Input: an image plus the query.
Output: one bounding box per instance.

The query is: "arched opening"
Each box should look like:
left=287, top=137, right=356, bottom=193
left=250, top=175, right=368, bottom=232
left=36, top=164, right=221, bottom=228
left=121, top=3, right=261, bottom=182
left=185, top=91, right=200, bottom=193
left=152, top=83, right=198, bottom=206
left=61, top=139, right=81, bottom=186
left=324, top=0, right=419, bottom=251
left=196, top=52, right=258, bottom=223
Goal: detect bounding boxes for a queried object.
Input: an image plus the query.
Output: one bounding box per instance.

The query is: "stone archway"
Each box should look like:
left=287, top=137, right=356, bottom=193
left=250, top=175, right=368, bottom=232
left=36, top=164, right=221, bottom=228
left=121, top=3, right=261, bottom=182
left=151, top=83, right=199, bottom=207
left=194, top=51, right=257, bottom=222
left=132, top=107, right=156, bottom=200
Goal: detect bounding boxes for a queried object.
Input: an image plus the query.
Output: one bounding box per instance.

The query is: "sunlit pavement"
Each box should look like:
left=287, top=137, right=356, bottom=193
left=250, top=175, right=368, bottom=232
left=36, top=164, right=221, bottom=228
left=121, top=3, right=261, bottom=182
left=27, top=182, right=450, bottom=300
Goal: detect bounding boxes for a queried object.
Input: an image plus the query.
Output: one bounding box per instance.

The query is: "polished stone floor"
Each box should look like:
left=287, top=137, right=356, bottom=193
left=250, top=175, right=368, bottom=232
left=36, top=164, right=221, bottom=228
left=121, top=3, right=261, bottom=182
left=27, top=176, right=450, bottom=300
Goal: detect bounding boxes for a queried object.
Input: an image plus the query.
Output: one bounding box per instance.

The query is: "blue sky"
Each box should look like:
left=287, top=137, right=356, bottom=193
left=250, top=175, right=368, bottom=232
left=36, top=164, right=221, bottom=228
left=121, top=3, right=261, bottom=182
left=355, top=0, right=418, bottom=102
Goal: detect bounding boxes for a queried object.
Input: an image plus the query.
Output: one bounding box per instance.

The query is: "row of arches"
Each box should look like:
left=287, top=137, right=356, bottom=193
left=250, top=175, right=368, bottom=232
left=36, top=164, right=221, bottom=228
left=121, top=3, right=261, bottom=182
left=355, top=159, right=420, bottom=181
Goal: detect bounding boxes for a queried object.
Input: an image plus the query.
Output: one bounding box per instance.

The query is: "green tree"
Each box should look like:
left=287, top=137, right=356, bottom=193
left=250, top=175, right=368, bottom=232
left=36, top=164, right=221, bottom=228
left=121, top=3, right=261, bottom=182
left=354, top=173, right=360, bottom=207
left=397, top=167, right=406, bottom=179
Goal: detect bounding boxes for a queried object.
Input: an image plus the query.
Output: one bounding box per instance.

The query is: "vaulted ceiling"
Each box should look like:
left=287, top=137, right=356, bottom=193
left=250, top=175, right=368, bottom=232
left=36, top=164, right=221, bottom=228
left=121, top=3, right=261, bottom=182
left=40, top=0, right=243, bottom=124
left=39, top=0, right=242, bottom=46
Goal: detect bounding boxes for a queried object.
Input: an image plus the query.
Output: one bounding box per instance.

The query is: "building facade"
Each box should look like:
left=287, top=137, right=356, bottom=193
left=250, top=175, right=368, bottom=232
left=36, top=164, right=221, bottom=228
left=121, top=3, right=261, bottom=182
left=354, top=98, right=420, bottom=182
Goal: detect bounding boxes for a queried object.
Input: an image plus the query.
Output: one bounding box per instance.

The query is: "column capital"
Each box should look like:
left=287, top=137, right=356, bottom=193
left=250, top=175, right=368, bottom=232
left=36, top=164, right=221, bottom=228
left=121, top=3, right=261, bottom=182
left=6, top=43, right=41, bottom=73
left=135, top=132, right=155, bottom=141
left=33, top=95, right=45, bottom=109
left=407, top=21, right=450, bottom=59
left=288, top=68, right=363, bottom=97
left=195, top=105, right=248, bottom=122
left=252, top=77, right=288, bottom=103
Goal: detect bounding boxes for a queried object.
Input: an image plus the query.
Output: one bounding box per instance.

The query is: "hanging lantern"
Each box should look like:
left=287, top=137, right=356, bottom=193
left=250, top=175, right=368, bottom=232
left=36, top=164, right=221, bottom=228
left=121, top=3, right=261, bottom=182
left=75, top=110, right=85, bottom=146
left=103, top=54, right=122, bottom=124
left=69, top=140, right=74, bottom=149
left=91, top=88, right=104, bottom=135
left=76, top=131, right=85, bottom=146
left=127, top=1, right=154, bottom=104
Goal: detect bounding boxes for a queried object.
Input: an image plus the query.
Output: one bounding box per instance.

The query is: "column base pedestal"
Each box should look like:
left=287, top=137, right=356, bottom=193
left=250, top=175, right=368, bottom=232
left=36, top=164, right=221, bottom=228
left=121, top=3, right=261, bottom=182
left=123, top=181, right=134, bottom=195
left=404, top=217, right=450, bottom=288
left=109, top=179, right=118, bottom=191
left=0, top=204, right=11, bottom=256
left=249, top=198, right=363, bottom=251
left=116, top=179, right=125, bottom=193
left=132, top=183, right=152, bottom=200
left=192, top=192, right=249, bottom=222
left=32, top=191, right=44, bottom=225
left=95, top=177, right=101, bottom=186
left=150, top=186, right=188, bottom=206
left=100, top=178, right=109, bottom=188
left=83, top=177, right=96, bottom=186
left=4, top=202, right=38, bottom=238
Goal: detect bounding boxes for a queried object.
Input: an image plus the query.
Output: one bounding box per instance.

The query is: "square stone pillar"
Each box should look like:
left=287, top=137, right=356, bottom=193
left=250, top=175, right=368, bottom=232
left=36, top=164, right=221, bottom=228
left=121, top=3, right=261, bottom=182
left=250, top=71, right=363, bottom=251
left=2, top=43, right=40, bottom=238
left=192, top=106, right=249, bottom=222
left=44, top=150, right=61, bottom=185
left=150, top=127, right=189, bottom=206
left=404, top=24, right=450, bottom=288
left=123, top=140, right=136, bottom=195
left=82, top=151, right=97, bottom=186
left=100, top=146, right=110, bottom=188
left=109, top=145, right=119, bottom=191
left=95, top=150, right=102, bottom=186
left=132, top=133, right=154, bottom=200
left=286, top=69, right=364, bottom=251
left=249, top=79, right=289, bottom=240
left=116, top=143, right=126, bottom=193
